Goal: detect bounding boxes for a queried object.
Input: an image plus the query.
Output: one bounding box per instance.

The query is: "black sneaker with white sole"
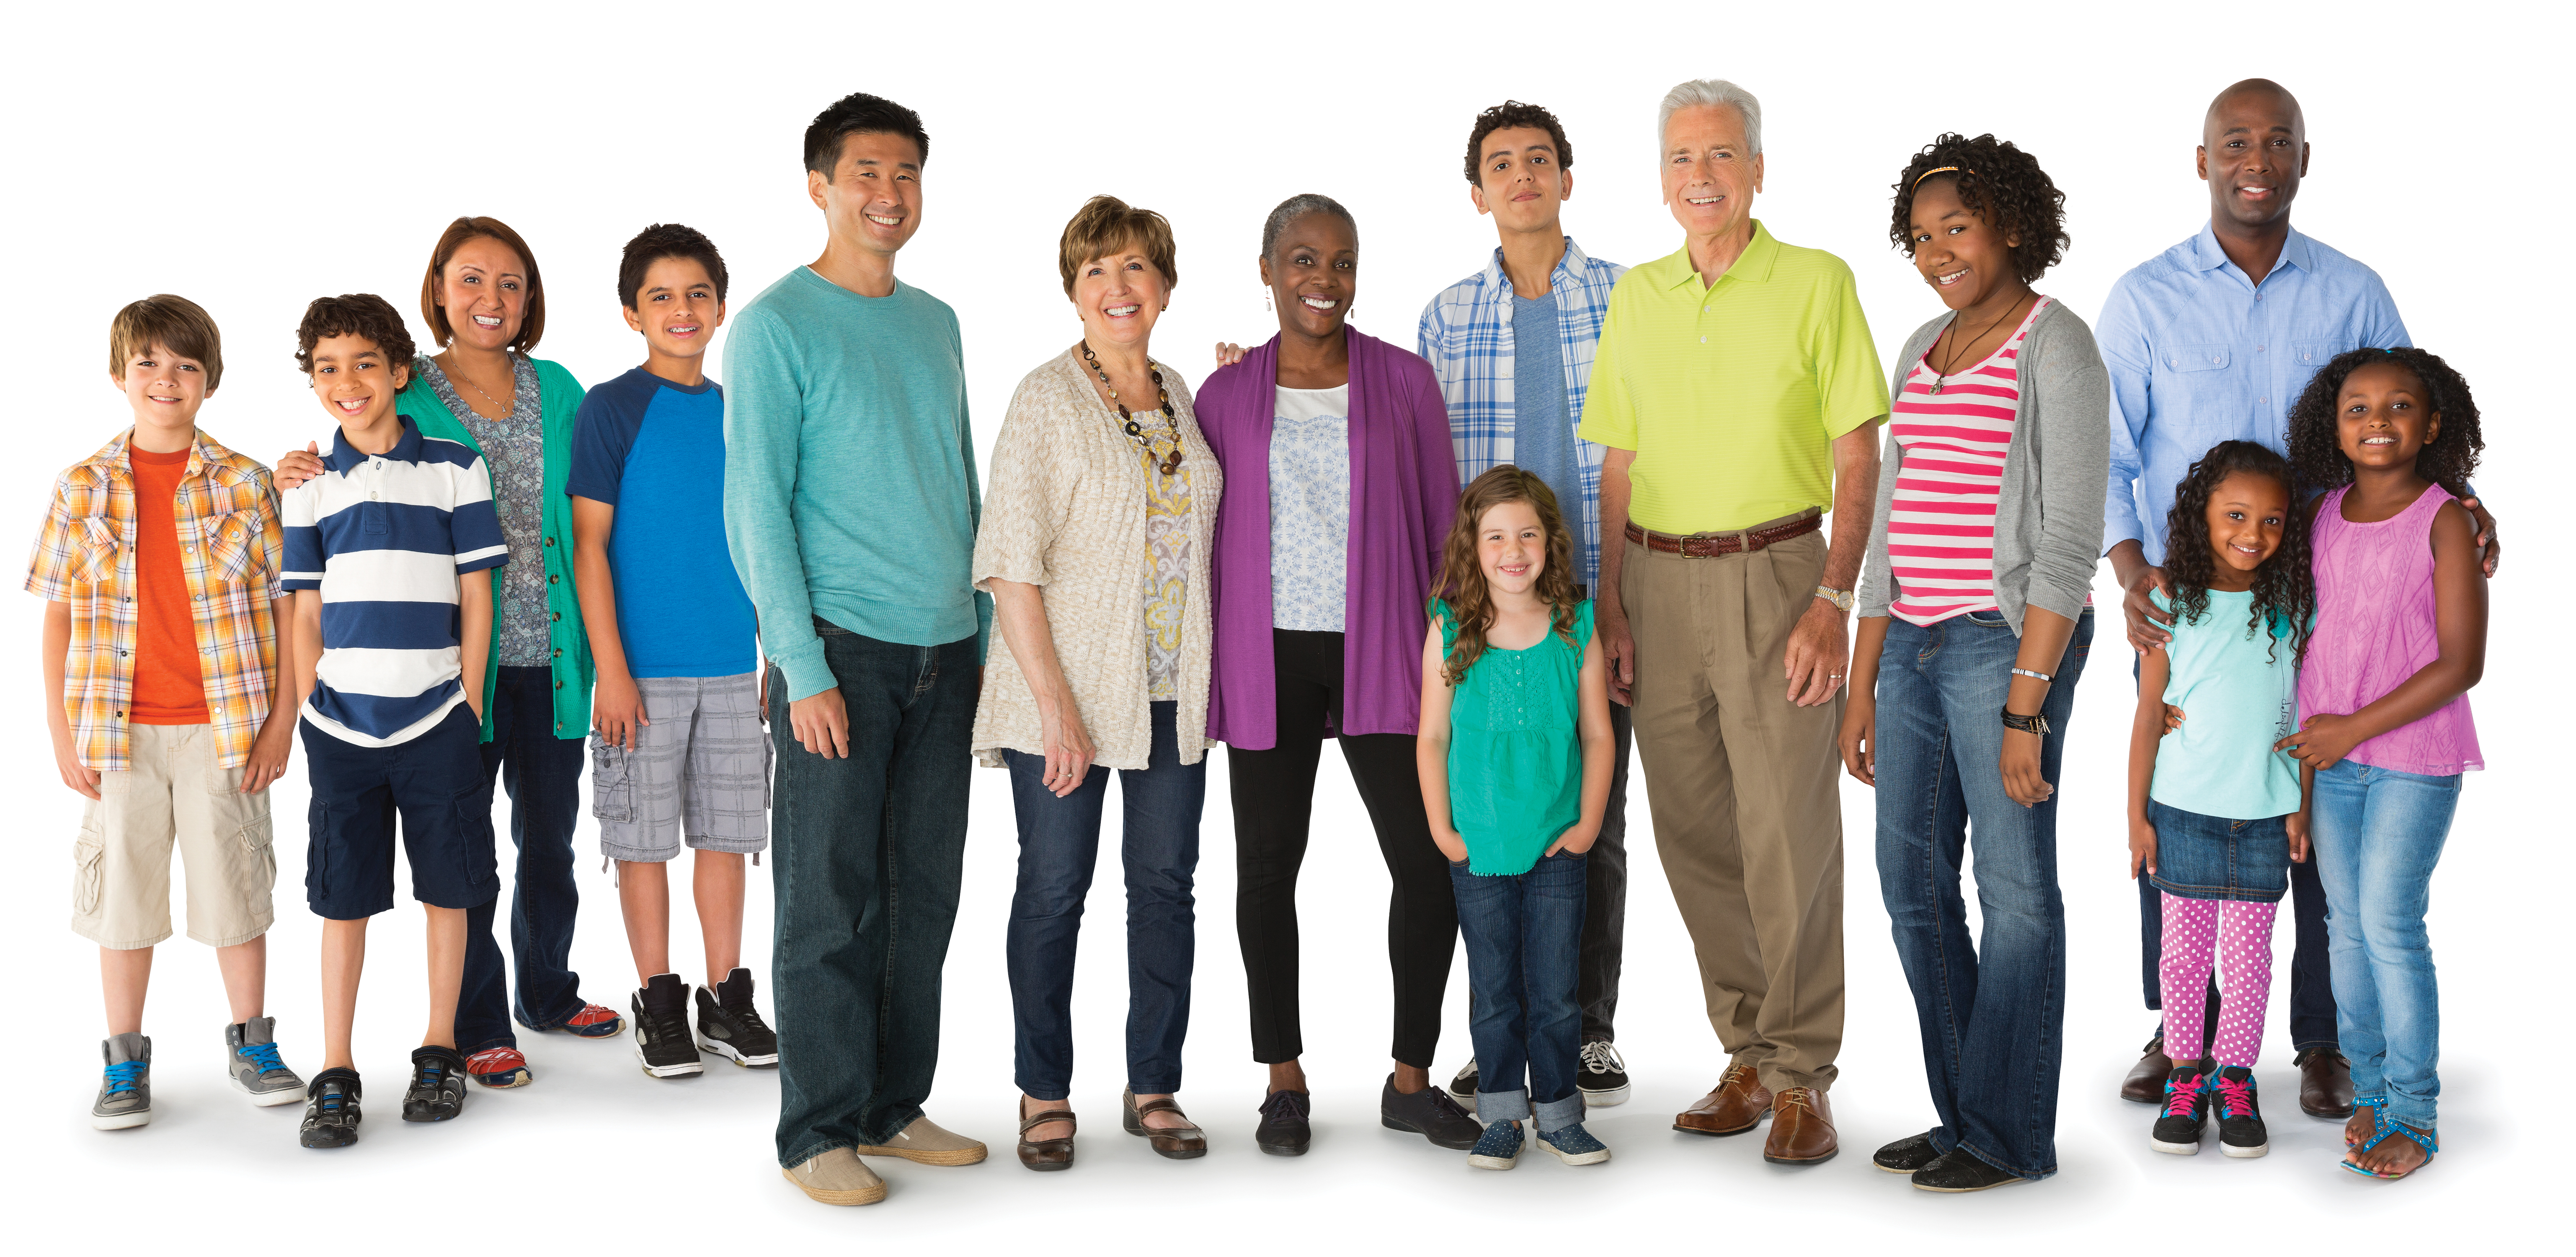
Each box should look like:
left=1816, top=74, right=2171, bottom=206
left=1578, top=1039, right=1631, bottom=1107
left=633, top=973, right=704, bottom=1078
left=402, top=1046, right=468, bottom=1122
left=1445, top=1058, right=1479, bottom=1108
left=696, top=967, right=779, bottom=1066
left=300, top=1068, right=362, bottom=1148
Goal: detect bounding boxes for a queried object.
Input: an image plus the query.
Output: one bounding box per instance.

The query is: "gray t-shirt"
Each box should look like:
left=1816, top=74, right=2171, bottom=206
left=416, top=354, right=551, bottom=667
left=1512, top=290, right=1585, bottom=586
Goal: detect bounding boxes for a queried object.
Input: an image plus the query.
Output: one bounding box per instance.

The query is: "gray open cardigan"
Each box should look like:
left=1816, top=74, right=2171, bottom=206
left=1856, top=299, right=2109, bottom=633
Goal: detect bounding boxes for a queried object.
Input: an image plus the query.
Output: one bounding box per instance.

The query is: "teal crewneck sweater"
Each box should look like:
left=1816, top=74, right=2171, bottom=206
left=722, top=267, right=990, bottom=700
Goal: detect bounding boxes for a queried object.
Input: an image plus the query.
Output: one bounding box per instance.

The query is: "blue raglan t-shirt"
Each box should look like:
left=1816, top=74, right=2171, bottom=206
left=565, top=367, right=757, bottom=679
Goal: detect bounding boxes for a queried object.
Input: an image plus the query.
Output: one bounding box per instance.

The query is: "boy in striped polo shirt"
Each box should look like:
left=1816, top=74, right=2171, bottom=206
left=279, top=294, right=506, bottom=1148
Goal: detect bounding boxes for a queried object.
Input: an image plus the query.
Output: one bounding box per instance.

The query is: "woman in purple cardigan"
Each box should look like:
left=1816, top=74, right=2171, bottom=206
left=1200, top=194, right=1470, bottom=1156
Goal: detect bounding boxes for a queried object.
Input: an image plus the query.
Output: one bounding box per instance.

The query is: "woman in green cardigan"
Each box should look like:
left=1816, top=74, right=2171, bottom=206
left=276, top=216, right=613, bottom=1088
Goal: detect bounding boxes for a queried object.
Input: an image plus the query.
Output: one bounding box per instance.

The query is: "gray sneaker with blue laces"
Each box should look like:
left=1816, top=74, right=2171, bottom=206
left=93, top=1032, right=152, bottom=1130
left=1468, top=1118, right=1524, bottom=1170
left=1538, top=1121, right=1612, bottom=1165
left=227, top=1016, right=305, bottom=1106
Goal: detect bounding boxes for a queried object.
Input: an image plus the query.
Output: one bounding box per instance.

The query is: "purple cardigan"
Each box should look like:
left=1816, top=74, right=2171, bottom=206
left=1200, top=329, right=1460, bottom=748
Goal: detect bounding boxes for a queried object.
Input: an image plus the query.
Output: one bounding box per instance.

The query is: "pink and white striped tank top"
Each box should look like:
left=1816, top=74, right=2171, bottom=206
left=1885, top=297, right=2051, bottom=626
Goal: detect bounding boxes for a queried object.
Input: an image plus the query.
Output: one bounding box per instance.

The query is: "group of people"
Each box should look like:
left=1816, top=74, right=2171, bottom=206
left=44, top=75, right=2490, bottom=1200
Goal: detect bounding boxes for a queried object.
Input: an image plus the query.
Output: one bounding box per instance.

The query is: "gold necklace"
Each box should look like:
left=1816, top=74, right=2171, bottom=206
left=447, top=356, right=516, bottom=416
left=1080, top=342, right=1183, bottom=476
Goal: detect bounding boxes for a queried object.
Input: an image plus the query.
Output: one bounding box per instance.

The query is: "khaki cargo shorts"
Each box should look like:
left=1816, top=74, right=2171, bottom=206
left=72, top=722, right=277, bottom=949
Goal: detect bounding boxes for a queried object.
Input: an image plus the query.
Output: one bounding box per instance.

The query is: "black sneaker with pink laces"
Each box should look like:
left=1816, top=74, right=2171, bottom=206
left=2212, top=1066, right=2268, bottom=1158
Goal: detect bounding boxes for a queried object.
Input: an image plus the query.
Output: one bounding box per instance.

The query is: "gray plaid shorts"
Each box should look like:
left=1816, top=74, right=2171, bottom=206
left=591, top=672, right=770, bottom=862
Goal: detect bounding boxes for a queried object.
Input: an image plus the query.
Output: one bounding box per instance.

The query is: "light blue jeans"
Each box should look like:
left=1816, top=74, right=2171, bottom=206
left=2310, top=759, right=2459, bottom=1131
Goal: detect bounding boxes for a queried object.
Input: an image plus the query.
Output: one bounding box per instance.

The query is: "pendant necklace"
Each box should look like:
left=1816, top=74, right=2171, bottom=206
left=1928, top=294, right=2031, bottom=395
left=1080, top=342, right=1184, bottom=476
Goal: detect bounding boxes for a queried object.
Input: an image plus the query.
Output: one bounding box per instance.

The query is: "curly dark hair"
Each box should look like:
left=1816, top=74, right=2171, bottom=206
left=294, top=293, right=416, bottom=385
left=1464, top=100, right=1572, bottom=185
left=2286, top=347, right=2483, bottom=498
left=2162, top=440, right=2314, bottom=665
left=1431, top=466, right=1582, bottom=687
left=1889, top=133, right=2069, bottom=283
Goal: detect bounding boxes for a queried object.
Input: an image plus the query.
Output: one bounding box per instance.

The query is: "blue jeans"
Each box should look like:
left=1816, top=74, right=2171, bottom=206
left=1002, top=702, right=1205, bottom=1099
left=768, top=623, right=977, bottom=1166
left=1874, top=608, right=2091, bottom=1181
left=1451, top=850, right=1587, bottom=1133
left=2311, top=759, right=2457, bottom=1131
left=458, top=667, right=587, bottom=1053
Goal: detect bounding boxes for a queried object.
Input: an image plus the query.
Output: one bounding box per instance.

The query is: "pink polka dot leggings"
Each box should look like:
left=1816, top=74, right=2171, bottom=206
left=2158, top=892, right=2278, bottom=1068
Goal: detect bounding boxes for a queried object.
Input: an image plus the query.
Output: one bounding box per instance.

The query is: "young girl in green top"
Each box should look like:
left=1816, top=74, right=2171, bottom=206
left=1416, top=466, right=1615, bottom=1170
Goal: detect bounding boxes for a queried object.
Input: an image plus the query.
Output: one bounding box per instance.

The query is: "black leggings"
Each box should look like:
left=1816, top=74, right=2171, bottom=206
left=1231, top=630, right=1457, bottom=1068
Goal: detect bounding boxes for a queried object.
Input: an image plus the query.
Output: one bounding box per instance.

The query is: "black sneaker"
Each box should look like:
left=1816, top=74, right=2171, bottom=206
left=2212, top=1066, right=2268, bottom=1158
left=1873, top=1130, right=1942, bottom=1174
left=1255, top=1088, right=1312, bottom=1156
left=1445, top=1058, right=1479, bottom=1108
left=1578, top=1038, right=1631, bottom=1107
left=300, top=1068, right=362, bottom=1148
left=633, top=974, right=703, bottom=1078
left=1380, top=1073, right=1482, bottom=1150
left=696, top=968, right=780, bottom=1067
left=1911, top=1148, right=2028, bottom=1193
left=402, top=1046, right=468, bottom=1122
left=2150, top=1059, right=2213, bottom=1154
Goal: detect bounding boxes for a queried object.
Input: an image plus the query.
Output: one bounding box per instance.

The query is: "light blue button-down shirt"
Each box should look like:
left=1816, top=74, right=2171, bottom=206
left=2098, top=222, right=2409, bottom=564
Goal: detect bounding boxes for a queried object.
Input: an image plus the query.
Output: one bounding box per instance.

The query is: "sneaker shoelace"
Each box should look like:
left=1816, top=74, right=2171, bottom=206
left=237, top=1041, right=287, bottom=1075
left=643, top=998, right=695, bottom=1049
left=1580, top=1040, right=1625, bottom=1076
left=719, top=997, right=775, bottom=1039
left=2213, top=1075, right=2256, bottom=1119
left=103, top=1060, right=147, bottom=1096
left=2163, top=1073, right=2207, bottom=1119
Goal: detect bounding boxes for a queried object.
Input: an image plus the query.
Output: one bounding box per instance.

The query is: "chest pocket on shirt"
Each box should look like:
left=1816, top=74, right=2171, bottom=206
left=2292, top=340, right=2346, bottom=372
left=200, top=511, right=266, bottom=585
left=2162, top=345, right=2231, bottom=375
left=74, top=513, right=121, bottom=585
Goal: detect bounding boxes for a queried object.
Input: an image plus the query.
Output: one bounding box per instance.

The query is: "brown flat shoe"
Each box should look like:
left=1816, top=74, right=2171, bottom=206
left=1017, top=1106, right=1076, bottom=1172
left=1123, top=1089, right=1207, bottom=1160
left=1763, top=1087, right=1838, bottom=1164
left=2297, top=1047, right=2356, bottom=1120
left=1674, top=1061, right=1772, bottom=1136
left=2120, top=1035, right=2172, bottom=1104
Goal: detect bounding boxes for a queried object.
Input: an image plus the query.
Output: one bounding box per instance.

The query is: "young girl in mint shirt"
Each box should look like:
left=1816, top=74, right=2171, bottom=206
left=1415, top=466, right=1614, bottom=1171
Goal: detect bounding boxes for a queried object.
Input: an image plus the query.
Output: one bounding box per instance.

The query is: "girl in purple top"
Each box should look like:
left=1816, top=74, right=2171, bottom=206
left=2281, top=347, right=2487, bottom=1182
left=1197, top=194, right=1467, bottom=1156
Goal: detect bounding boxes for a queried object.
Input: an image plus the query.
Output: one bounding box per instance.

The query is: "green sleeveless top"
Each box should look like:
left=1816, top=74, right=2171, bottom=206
left=1433, top=597, right=1593, bottom=875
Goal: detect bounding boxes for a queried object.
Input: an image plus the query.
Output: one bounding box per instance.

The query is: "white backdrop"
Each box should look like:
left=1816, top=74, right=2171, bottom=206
left=5, top=1, right=2563, bottom=1247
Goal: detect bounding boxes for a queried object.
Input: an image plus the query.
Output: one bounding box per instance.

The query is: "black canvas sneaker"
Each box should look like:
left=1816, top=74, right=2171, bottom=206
left=634, top=974, right=704, bottom=1078
left=696, top=968, right=780, bottom=1067
left=1578, top=1038, right=1632, bottom=1107
left=2150, top=1059, right=2213, bottom=1154
left=2213, top=1065, right=2269, bottom=1158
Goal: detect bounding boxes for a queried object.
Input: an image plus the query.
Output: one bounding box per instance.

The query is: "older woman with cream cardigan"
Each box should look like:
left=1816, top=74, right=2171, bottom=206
left=972, top=196, right=1221, bottom=1172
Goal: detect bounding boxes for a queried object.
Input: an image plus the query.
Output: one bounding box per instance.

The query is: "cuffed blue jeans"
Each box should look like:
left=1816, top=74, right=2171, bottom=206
left=2311, top=758, right=2457, bottom=1131
left=768, top=623, right=976, bottom=1167
left=459, top=666, right=586, bottom=1053
left=1874, top=608, right=2090, bottom=1181
left=1452, top=850, right=1587, bottom=1133
left=1002, top=701, right=1204, bottom=1100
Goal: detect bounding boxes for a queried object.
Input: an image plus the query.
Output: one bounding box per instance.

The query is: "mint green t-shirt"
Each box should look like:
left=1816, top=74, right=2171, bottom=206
left=2148, top=588, right=2302, bottom=820
left=1436, top=597, right=1593, bottom=875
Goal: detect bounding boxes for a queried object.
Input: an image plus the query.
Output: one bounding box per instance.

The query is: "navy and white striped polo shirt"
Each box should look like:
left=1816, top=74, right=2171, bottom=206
left=281, top=416, right=508, bottom=746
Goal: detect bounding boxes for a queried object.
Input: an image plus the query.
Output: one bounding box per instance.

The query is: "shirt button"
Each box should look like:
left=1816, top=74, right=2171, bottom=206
left=548, top=574, right=559, bottom=585
left=551, top=647, right=561, bottom=658
left=550, top=611, right=561, bottom=622
left=1700, top=336, right=1709, bottom=344
left=2209, top=356, right=2221, bottom=365
left=2258, top=397, right=2267, bottom=405
left=545, top=536, right=555, bottom=547
left=554, top=680, right=564, bottom=691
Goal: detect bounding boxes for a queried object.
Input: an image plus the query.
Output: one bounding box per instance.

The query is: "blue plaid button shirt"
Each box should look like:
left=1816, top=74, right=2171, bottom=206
left=1418, top=236, right=1626, bottom=589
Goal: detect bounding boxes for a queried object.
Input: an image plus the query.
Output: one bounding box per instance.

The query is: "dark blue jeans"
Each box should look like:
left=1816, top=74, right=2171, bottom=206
left=769, top=624, right=975, bottom=1167
left=1451, top=851, right=1588, bottom=1133
left=458, top=667, right=587, bottom=1053
left=1002, top=701, right=1204, bottom=1099
left=1874, top=608, right=2090, bottom=1181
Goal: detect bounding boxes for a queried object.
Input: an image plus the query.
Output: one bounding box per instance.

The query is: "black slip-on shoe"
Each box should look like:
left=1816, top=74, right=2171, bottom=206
left=402, top=1046, right=469, bottom=1122
left=1255, top=1088, right=1312, bottom=1156
left=300, top=1068, right=363, bottom=1148
left=1380, top=1073, right=1482, bottom=1151
left=1911, top=1148, right=2030, bottom=1193
left=1873, top=1130, right=1942, bottom=1174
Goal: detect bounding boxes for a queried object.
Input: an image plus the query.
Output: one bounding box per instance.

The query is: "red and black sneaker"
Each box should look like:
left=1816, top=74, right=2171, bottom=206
left=465, top=1047, right=533, bottom=1089
left=557, top=1003, right=626, bottom=1039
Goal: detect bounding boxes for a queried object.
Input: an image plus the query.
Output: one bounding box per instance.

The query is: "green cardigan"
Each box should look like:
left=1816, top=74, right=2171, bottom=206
left=399, top=354, right=592, bottom=742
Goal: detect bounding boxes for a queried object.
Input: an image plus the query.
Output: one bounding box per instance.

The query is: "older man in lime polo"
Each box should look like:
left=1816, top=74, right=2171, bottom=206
left=1580, top=78, right=1886, bottom=1169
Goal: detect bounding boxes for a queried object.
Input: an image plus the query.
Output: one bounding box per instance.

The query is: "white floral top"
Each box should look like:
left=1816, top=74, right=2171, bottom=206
left=1268, top=385, right=1350, bottom=633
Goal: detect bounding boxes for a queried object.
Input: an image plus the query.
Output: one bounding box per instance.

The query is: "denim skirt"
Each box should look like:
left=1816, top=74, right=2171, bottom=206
left=2145, top=799, right=2289, bottom=903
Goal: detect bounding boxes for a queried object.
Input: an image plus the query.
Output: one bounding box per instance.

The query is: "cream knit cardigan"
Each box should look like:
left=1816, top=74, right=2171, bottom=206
left=971, top=350, right=1221, bottom=769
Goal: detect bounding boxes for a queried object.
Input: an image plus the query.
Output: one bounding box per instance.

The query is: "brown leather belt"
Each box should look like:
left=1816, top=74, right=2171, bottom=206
left=1625, top=513, right=1821, bottom=558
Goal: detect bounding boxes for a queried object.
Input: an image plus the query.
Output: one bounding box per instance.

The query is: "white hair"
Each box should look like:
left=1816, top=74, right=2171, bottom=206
left=1657, top=79, right=1763, bottom=155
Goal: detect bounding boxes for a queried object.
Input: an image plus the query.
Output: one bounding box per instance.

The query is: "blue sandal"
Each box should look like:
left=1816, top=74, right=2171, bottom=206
left=2340, top=1110, right=2435, bottom=1180
left=2343, top=1093, right=2388, bottom=1153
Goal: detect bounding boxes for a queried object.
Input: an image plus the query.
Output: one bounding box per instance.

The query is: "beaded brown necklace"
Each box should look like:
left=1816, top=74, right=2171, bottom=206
left=1081, top=341, right=1184, bottom=476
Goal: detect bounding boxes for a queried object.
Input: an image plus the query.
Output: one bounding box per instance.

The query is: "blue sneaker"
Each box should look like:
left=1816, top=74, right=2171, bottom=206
left=1468, top=1119, right=1524, bottom=1170
left=1538, top=1121, right=1612, bottom=1165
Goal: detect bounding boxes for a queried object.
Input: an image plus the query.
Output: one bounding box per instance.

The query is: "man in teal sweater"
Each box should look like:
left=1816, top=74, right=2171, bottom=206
left=723, top=91, right=993, bottom=1208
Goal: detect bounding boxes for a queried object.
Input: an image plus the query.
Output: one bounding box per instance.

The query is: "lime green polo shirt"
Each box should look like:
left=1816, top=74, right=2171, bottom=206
left=1577, top=221, right=1888, bottom=533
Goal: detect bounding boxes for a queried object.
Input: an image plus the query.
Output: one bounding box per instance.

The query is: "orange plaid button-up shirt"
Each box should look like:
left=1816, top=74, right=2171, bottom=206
left=26, top=430, right=286, bottom=773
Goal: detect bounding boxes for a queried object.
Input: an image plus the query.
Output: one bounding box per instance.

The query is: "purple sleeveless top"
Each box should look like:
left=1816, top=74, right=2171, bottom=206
left=2299, top=484, right=2480, bottom=776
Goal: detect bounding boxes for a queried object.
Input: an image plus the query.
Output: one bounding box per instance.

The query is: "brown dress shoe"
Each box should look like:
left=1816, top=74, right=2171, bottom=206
left=2297, top=1048, right=2356, bottom=1119
left=2120, top=1035, right=2173, bottom=1104
left=1764, top=1088, right=1837, bottom=1164
left=1123, top=1089, right=1207, bottom=1159
left=1674, top=1062, right=1772, bottom=1136
left=1016, top=1107, right=1076, bottom=1172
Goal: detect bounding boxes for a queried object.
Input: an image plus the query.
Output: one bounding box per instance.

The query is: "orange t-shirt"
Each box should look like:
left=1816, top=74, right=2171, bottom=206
left=128, top=446, right=210, bottom=724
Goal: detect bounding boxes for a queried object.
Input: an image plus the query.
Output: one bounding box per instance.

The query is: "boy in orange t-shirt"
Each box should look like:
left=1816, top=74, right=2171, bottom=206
left=28, top=295, right=301, bottom=1130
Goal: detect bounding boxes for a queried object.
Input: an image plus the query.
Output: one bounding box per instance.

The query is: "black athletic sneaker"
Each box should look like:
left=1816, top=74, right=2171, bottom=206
left=696, top=968, right=779, bottom=1067
left=1578, top=1038, right=1631, bottom=1107
left=2212, top=1066, right=2268, bottom=1158
left=633, top=974, right=703, bottom=1078
left=1380, top=1073, right=1482, bottom=1150
left=300, top=1068, right=362, bottom=1148
left=1445, top=1058, right=1479, bottom=1108
left=402, top=1046, right=468, bottom=1122
left=1254, top=1087, right=1312, bottom=1156
left=2150, top=1059, right=2213, bottom=1154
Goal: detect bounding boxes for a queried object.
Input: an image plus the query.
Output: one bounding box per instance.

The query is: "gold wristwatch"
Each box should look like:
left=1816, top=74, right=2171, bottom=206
left=1814, top=585, right=1855, bottom=613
